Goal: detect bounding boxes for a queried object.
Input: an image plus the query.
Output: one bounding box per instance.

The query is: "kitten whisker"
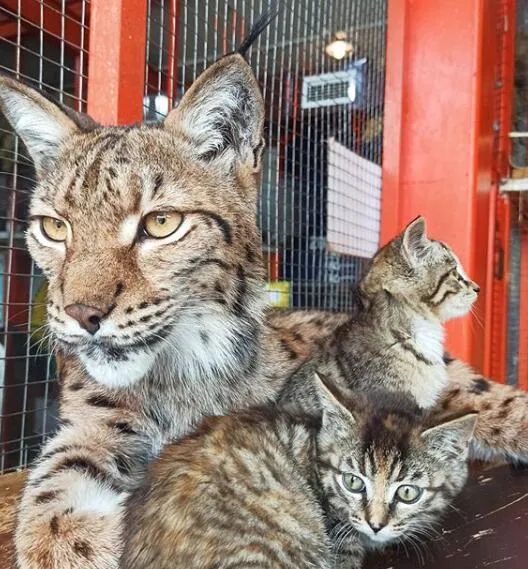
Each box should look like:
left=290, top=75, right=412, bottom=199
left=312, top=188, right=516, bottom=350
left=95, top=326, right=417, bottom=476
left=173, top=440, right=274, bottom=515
left=447, top=502, right=468, bottom=521
left=405, top=532, right=427, bottom=565
left=396, top=535, right=411, bottom=560
left=470, top=306, right=485, bottom=330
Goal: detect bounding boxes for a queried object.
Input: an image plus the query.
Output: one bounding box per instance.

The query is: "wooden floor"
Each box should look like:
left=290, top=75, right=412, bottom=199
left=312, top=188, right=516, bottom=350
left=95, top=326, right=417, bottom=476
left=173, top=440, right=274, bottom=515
left=365, top=462, right=528, bottom=569
left=1, top=464, right=526, bottom=568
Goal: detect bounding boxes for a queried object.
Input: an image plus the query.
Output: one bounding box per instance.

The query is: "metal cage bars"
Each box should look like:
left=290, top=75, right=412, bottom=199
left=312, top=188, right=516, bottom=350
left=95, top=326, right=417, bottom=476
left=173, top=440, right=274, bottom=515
left=0, top=0, right=91, bottom=472
left=142, top=0, right=387, bottom=312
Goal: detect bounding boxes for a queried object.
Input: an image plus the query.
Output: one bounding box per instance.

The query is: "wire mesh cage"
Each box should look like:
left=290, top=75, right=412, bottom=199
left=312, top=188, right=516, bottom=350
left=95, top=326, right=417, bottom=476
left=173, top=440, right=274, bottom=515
left=512, top=0, right=528, bottom=168
left=144, top=0, right=387, bottom=312
left=509, top=0, right=528, bottom=387
left=0, top=0, right=387, bottom=472
left=0, top=0, right=90, bottom=472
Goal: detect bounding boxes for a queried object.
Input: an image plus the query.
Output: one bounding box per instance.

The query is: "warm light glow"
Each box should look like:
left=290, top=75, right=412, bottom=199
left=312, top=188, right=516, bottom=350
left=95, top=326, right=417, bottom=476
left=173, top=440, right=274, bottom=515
left=325, top=32, right=353, bottom=60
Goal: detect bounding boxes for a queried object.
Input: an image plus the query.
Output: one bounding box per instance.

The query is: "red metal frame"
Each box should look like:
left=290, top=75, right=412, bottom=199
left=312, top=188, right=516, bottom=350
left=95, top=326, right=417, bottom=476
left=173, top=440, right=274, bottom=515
left=87, top=0, right=147, bottom=125
left=379, top=0, right=406, bottom=244
left=165, top=0, right=179, bottom=109
left=483, top=0, right=516, bottom=382
left=381, top=0, right=516, bottom=377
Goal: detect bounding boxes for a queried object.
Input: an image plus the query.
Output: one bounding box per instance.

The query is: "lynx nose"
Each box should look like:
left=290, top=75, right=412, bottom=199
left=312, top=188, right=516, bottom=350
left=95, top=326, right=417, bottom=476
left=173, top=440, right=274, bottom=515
left=65, top=304, right=106, bottom=335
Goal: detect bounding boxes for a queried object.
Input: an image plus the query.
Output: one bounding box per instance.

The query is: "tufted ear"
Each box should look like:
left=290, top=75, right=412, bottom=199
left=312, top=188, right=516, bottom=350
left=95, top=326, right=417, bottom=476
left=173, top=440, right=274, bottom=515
left=0, top=75, right=96, bottom=175
left=401, top=216, right=430, bottom=265
left=164, top=54, right=265, bottom=172
left=422, top=413, right=477, bottom=461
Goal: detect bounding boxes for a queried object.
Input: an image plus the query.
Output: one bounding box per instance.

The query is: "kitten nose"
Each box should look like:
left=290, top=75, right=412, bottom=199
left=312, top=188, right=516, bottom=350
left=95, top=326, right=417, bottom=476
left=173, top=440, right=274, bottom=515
left=368, top=521, right=386, bottom=534
left=64, top=304, right=106, bottom=335
left=472, top=282, right=480, bottom=293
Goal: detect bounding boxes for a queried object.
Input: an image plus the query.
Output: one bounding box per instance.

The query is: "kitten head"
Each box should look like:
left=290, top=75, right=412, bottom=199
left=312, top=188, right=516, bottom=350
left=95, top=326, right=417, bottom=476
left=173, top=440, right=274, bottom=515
left=360, top=216, right=479, bottom=322
left=0, top=55, right=266, bottom=388
left=312, top=373, right=476, bottom=549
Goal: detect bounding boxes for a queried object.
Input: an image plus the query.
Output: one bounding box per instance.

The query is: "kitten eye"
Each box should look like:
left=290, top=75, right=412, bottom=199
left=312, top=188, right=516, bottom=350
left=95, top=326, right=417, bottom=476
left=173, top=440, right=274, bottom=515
left=342, top=473, right=365, bottom=493
left=395, top=484, right=423, bottom=504
left=143, top=211, right=183, bottom=239
left=41, top=216, right=68, bottom=242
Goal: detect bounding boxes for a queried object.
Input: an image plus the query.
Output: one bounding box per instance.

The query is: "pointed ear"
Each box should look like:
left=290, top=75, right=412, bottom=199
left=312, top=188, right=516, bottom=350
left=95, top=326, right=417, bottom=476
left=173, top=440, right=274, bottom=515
left=401, top=216, right=430, bottom=264
left=164, top=54, right=265, bottom=172
left=422, top=413, right=477, bottom=461
left=312, top=372, right=357, bottom=436
left=0, top=76, right=93, bottom=175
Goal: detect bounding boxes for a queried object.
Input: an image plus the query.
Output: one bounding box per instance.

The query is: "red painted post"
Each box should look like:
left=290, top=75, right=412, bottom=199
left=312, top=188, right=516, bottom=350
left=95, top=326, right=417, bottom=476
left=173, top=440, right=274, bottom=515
left=380, top=0, right=513, bottom=374
left=379, top=0, right=406, bottom=245
left=166, top=0, right=179, bottom=109
left=87, top=0, right=148, bottom=125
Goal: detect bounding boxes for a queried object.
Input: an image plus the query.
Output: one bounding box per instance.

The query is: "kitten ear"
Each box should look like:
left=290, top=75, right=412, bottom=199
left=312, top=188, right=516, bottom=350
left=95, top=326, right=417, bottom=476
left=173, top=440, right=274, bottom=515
left=0, top=76, right=94, bottom=175
left=401, top=216, right=430, bottom=264
left=164, top=54, right=265, bottom=172
left=312, top=372, right=357, bottom=434
left=422, top=413, right=477, bottom=461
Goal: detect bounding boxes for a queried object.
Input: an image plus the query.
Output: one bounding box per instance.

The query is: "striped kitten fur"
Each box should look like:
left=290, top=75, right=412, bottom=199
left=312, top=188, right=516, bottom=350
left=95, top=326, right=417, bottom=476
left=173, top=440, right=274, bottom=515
left=122, top=375, right=476, bottom=569
left=0, top=15, right=527, bottom=568
left=280, top=216, right=480, bottom=411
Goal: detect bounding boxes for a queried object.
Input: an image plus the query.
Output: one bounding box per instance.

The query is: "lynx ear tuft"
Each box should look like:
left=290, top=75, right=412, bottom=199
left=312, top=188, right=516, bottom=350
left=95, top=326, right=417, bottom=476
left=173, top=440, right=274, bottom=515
left=164, top=54, right=265, bottom=172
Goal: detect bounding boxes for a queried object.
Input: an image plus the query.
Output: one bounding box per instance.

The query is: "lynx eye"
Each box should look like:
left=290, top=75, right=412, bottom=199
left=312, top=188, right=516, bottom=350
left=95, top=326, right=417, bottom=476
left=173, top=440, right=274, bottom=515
left=143, top=211, right=183, bottom=239
left=41, top=216, right=68, bottom=242
left=395, top=484, right=423, bottom=504
left=342, top=473, right=365, bottom=493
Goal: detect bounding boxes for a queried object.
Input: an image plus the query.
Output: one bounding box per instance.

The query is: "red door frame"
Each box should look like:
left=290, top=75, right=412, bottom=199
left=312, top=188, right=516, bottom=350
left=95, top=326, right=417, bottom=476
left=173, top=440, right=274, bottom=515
left=381, top=0, right=515, bottom=379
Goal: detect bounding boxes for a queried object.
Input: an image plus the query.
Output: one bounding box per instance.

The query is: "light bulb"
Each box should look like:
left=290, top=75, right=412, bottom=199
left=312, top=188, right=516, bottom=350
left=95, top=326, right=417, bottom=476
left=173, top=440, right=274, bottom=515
left=325, top=32, right=353, bottom=60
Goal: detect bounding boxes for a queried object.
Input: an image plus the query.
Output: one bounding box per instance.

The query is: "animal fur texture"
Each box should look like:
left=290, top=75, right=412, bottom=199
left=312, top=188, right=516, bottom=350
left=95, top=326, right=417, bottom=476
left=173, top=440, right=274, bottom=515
left=280, top=216, right=480, bottom=411
left=0, top=30, right=526, bottom=569
left=121, top=376, right=475, bottom=569
left=124, top=218, right=479, bottom=568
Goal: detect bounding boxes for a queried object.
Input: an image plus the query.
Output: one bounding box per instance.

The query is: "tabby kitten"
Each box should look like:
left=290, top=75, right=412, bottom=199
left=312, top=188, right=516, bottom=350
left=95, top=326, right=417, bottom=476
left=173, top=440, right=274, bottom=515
left=122, top=374, right=476, bottom=569
left=280, top=216, right=480, bottom=411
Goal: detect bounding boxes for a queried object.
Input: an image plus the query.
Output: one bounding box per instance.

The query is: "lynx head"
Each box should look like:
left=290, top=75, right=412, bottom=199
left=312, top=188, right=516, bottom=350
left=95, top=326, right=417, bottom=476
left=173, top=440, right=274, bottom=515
left=0, top=55, right=266, bottom=388
left=313, top=373, right=476, bottom=550
left=360, top=216, right=479, bottom=322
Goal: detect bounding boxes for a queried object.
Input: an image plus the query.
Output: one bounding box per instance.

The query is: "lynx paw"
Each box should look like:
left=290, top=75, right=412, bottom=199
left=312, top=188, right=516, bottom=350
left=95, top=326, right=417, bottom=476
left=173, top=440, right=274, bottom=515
left=16, top=509, right=122, bottom=569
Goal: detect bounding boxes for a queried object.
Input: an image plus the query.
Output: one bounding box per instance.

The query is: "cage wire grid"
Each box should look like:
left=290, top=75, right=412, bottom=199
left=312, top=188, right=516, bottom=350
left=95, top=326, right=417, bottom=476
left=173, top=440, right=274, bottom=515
left=510, top=0, right=528, bottom=386
left=0, top=0, right=387, bottom=473
left=144, top=0, right=387, bottom=312
left=0, top=0, right=90, bottom=473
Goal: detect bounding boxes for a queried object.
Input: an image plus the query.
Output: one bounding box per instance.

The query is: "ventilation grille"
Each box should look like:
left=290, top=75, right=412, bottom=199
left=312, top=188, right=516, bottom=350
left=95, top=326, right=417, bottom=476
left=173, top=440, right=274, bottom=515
left=302, top=70, right=356, bottom=109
